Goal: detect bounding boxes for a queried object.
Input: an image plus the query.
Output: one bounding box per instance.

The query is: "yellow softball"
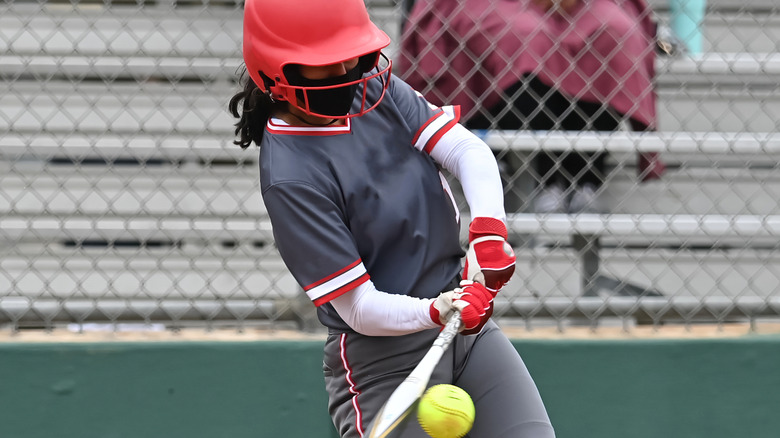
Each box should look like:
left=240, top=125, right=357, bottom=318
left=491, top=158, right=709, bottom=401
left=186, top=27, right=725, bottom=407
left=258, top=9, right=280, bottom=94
left=417, top=384, right=475, bottom=438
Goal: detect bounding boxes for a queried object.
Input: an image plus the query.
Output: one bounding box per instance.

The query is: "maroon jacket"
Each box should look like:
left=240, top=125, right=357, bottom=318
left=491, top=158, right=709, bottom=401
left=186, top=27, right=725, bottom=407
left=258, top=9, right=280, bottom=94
left=399, top=0, right=665, bottom=180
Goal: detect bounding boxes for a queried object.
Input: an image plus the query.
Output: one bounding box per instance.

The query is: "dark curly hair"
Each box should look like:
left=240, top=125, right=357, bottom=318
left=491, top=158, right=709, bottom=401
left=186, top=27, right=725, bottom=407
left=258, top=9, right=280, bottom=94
left=228, top=68, right=285, bottom=148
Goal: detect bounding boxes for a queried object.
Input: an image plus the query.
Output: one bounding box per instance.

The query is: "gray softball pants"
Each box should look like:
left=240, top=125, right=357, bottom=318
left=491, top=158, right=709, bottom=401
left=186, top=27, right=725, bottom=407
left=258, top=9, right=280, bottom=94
left=323, top=319, right=555, bottom=438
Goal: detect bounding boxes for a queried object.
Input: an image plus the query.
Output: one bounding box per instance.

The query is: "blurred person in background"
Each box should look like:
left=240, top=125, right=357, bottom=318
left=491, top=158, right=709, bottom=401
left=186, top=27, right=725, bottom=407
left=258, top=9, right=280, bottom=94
left=229, top=0, right=554, bottom=436
left=399, top=0, right=665, bottom=214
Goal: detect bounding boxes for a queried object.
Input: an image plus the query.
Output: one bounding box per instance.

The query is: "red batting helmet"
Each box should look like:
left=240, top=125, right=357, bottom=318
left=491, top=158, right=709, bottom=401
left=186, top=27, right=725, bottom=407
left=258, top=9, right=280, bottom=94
left=242, top=0, right=392, bottom=118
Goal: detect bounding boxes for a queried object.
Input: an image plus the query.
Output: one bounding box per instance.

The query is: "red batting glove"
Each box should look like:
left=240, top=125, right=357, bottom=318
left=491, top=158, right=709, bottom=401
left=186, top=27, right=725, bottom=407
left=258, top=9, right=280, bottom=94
left=430, top=282, right=493, bottom=333
left=463, top=217, right=516, bottom=293
left=458, top=280, right=495, bottom=335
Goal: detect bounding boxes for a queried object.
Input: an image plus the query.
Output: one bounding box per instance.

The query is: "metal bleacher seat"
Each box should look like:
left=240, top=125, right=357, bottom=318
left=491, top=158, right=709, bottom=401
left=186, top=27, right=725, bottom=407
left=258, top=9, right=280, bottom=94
left=1, top=0, right=778, bottom=326
left=0, top=2, right=297, bottom=326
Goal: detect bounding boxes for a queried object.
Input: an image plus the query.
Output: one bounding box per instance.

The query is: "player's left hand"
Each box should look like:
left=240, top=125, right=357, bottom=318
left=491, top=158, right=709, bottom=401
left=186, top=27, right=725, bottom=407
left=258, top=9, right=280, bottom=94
left=458, top=279, right=495, bottom=335
left=463, top=217, right=516, bottom=294
left=430, top=281, right=493, bottom=333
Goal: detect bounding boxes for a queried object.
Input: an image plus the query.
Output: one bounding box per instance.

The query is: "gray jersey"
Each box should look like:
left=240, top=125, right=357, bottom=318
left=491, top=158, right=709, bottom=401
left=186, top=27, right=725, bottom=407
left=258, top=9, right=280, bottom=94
left=260, top=74, right=464, bottom=331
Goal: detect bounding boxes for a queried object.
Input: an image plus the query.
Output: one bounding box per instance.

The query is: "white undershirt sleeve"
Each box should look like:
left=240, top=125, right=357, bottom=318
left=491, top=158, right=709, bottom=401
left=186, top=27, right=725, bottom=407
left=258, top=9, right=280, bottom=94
left=429, top=123, right=506, bottom=221
left=329, top=279, right=439, bottom=336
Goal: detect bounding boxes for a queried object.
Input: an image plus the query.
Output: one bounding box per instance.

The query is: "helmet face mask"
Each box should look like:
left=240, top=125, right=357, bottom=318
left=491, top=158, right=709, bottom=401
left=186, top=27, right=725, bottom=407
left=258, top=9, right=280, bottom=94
left=242, top=0, right=392, bottom=118
left=279, top=52, right=392, bottom=119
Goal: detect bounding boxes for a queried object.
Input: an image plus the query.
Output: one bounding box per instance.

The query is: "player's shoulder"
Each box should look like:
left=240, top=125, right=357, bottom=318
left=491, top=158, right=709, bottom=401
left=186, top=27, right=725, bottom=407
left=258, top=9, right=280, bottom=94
left=387, top=74, right=423, bottom=101
left=385, top=75, right=441, bottom=114
left=258, top=129, right=332, bottom=188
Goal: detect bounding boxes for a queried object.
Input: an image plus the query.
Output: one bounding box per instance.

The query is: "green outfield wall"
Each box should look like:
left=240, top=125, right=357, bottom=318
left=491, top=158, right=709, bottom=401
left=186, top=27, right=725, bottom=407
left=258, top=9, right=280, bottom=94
left=2, top=336, right=779, bottom=438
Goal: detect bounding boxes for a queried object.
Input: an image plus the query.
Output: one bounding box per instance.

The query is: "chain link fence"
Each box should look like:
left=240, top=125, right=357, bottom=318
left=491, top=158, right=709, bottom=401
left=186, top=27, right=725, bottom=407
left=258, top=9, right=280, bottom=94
left=1, top=0, right=779, bottom=334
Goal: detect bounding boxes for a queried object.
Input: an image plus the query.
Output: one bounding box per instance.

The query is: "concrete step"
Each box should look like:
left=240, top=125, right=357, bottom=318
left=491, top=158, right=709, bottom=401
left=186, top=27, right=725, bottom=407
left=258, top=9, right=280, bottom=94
left=505, top=245, right=780, bottom=301
left=1, top=81, right=235, bottom=135
left=0, top=166, right=265, bottom=218
left=0, top=243, right=294, bottom=302
left=499, top=166, right=780, bottom=217
left=605, top=167, right=780, bottom=216
left=3, top=55, right=778, bottom=134
left=0, top=215, right=274, bottom=243
left=0, top=4, right=243, bottom=58
left=0, top=132, right=251, bottom=160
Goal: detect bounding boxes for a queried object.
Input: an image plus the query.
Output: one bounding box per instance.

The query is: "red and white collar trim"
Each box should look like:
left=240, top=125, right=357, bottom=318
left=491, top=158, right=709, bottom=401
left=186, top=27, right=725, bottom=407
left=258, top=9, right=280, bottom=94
left=267, top=117, right=352, bottom=136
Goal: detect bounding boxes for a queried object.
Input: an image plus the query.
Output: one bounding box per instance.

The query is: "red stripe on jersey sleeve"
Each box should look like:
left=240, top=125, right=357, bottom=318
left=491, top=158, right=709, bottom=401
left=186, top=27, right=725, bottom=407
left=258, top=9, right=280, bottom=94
left=424, top=106, right=461, bottom=154
left=411, top=109, right=444, bottom=146
left=312, top=273, right=370, bottom=307
left=304, top=259, right=362, bottom=291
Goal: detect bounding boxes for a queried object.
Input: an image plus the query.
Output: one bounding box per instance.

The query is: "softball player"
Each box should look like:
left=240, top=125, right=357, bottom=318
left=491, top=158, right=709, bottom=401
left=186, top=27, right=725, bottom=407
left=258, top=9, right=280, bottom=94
left=229, top=0, right=555, bottom=436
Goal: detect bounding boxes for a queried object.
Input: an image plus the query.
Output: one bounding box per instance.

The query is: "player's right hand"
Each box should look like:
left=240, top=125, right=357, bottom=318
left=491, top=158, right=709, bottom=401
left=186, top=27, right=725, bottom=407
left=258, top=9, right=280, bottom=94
left=429, top=281, right=493, bottom=333
left=463, top=217, right=516, bottom=294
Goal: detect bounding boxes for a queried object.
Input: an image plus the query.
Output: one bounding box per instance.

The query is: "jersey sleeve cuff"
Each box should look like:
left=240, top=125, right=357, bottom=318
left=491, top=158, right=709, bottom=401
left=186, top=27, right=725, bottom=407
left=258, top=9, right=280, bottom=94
left=305, top=260, right=371, bottom=307
left=411, top=105, right=461, bottom=154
